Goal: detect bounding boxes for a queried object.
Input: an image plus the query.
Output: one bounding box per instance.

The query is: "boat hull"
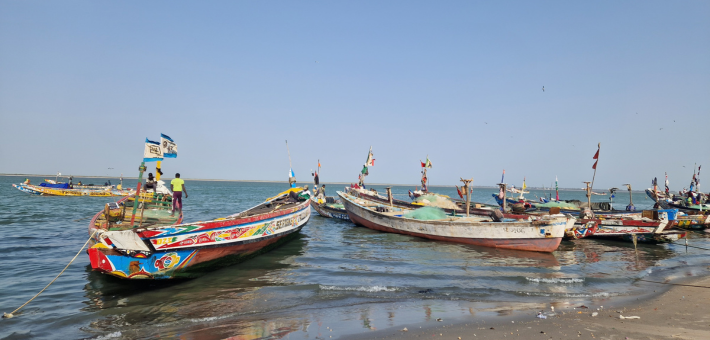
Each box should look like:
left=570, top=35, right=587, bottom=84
left=565, top=220, right=598, bottom=240
left=339, top=191, right=566, bottom=253
left=310, top=198, right=349, bottom=220
left=89, top=199, right=310, bottom=279
left=15, top=183, right=132, bottom=197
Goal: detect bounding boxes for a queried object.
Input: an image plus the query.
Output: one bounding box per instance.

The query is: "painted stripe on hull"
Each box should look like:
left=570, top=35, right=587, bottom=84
left=346, top=206, right=562, bottom=253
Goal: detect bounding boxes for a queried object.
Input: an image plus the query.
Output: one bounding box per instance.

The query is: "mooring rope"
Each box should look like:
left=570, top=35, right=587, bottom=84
left=637, top=279, right=710, bottom=289
left=2, top=230, right=98, bottom=319
left=669, top=239, right=710, bottom=252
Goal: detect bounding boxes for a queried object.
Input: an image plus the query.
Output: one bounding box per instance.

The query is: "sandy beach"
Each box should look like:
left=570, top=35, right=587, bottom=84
left=342, top=276, right=710, bottom=340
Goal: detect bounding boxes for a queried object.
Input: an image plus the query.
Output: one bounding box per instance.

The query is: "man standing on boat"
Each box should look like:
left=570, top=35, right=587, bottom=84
left=170, top=173, right=188, bottom=216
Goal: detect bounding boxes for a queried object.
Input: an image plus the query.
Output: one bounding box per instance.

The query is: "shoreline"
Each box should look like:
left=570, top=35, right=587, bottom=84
left=341, top=275, right=710, bottom=340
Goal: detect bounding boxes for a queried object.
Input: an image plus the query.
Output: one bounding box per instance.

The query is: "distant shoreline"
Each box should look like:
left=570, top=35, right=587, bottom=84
left=0, top=173, right=632, bottom=192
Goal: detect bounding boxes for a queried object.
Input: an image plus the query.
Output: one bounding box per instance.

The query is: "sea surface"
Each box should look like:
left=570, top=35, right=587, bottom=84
left=1, top=175, right=710, bottom=340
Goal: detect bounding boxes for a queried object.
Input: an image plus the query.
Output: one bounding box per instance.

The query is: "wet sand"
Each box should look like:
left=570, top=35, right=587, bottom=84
left=343, top=276, right=710, bottom=340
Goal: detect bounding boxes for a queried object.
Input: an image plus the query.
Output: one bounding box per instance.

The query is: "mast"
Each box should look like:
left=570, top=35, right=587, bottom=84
left=286, top=140, right=296, bottom=188
left=591, top=143, right=600, bottom=192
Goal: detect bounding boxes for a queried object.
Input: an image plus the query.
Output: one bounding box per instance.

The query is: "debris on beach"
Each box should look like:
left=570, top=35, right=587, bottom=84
left=592, top=312, right=598, bottom=317
left=619, top=315, right=640, bottom=319
left=401, top=327, right=408, bottom=331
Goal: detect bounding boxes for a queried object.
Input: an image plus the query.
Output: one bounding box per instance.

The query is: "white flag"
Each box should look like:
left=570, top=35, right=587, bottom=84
left=144, top=138, right=163, bottom=162
left=161, top=133, right=178, bottom=158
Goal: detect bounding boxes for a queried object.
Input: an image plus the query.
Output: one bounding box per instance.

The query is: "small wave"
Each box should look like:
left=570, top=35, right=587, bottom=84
left=526, top=277, right=585, bottom=284
left=518, top=291, right=616, bottom=298
left=319, top=285, right=397, bottom=292
left=95, top=331, right=122, bottom=339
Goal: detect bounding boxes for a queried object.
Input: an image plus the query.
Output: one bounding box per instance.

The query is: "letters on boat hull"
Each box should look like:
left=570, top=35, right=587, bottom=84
left=88, top=195, right=310, bottom=279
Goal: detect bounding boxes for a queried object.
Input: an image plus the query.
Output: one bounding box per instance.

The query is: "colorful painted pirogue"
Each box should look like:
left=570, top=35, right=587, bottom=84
left=337, top=190, right=568, bottom=253
left=310, top=196, right=349, bottom=220
left=12, top=183, right=134, bottom=197
left=582, top=211, right=685, bottom=243
left=88, top=188, right=310, bottom=279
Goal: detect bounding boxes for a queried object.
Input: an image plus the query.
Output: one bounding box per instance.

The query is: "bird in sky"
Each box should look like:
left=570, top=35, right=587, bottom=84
left=542, top=86, right=545, bottom=92
left=660, top=128, right=663, bottom=130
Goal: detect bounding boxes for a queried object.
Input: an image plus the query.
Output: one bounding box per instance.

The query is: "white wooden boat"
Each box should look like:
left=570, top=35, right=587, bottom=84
left=337, top=190, right=568, bottom=253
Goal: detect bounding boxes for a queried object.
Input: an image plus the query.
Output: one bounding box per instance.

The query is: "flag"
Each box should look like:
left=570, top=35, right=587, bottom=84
left=501, top=169, right=505, bottom=183
left=421, top=156, right=432, bottom=168
left=144, top=138, right=163, bottom=162
left=697, top=165, right=701, bottom=185
left=365, top=146, right=375, bottom=167
left=289, top=168, right=295, bottom=179
left=160, top=133, right=178, bottom=158
left=665, top=172, right=670, bottom=193
left=522, top=177, right=527, bottom=191
left=361, top=165, right=369, bottom=176
left=592, top=143, right=600, bottom=169
left=456, top=185, right=463, bottom=198
left=318, top=160, right=321, bottom=168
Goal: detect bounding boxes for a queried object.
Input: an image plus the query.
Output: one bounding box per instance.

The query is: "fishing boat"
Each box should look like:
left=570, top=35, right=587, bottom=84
left=309, top=160, right=349, bottom=220
left=12, top=182, right=135, bottom=197
left=88, top=137, right=311, bottom=279
left=337, top=189, right=568, bottom=253
left=310, top=196, right=349, bottom=220
left=88, top=187, right=311, bottom=279
left=582, top=211, right=685, bottom=243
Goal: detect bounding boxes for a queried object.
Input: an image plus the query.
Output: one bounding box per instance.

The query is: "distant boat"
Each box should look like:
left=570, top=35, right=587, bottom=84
left=338, top=190, right=568, bottom=253
left=12, top=183, right=134, bottom=197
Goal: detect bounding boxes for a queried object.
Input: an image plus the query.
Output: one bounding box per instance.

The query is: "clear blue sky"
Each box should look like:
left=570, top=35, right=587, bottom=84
left=1, top=1, right=708, bottom=190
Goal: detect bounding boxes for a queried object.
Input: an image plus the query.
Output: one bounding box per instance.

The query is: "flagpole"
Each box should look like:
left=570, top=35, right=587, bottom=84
left=286, top=140, right=292, bottom=169
left=591, top=143, right=600, bottom=192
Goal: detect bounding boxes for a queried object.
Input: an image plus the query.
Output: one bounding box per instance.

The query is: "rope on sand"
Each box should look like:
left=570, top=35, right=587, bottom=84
left=2, top=230, right=98, bottom=319
left=637, top=279, right=710, bottom=289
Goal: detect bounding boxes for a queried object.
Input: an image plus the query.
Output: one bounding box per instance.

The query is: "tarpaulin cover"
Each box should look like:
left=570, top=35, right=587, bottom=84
left=39, top=183, right=70, bottom=189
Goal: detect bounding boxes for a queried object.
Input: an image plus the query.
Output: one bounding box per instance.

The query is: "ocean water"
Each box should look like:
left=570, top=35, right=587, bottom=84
left=1, top=175, right=709, bottom=339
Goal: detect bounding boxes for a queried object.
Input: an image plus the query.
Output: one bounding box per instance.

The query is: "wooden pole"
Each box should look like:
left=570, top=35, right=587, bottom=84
left=130, top=162, right=146, bottom=227
left=104, top=203, right=111, bottom=230
left=591, top=143, right=600, bottom=192
left=155, top=161, right=162, bottom=181
left=138, top=200, right=146, bottom=228
left=386, top=187, right=393, bottom=207
left=583, top=181, right=591, bottom=208
left=461, top=178, right=473, bottom=216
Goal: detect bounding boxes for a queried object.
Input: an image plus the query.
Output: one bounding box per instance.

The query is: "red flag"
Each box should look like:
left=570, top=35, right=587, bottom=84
left=593, top=149, right=599, bottom=159
left=592, top=160, right=598, bottom=169
left=421, top=161, right=426, bottom=168
left=456, top=185, right=463, bottom=198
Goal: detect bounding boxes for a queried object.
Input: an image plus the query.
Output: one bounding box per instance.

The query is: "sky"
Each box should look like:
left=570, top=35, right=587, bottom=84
left=1, top=1, right=708, bottom=190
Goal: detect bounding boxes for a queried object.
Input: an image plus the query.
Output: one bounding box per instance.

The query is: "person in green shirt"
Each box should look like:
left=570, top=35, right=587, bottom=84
left=170, top=173, right=188, bottom=216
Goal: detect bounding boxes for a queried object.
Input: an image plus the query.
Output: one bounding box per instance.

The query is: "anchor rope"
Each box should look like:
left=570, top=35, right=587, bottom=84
left=3, top=229, right=98, bottom=319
